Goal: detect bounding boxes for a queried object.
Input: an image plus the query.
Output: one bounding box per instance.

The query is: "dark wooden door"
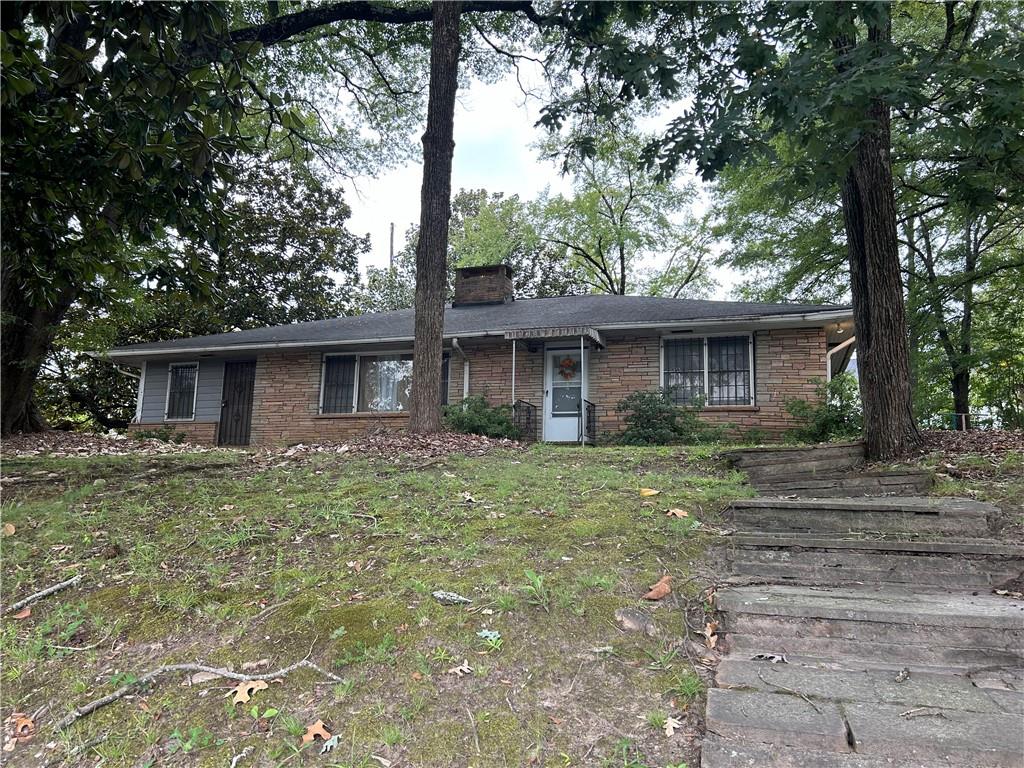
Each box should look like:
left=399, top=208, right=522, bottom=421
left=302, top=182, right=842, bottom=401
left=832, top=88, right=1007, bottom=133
left=219, top=361, right=256, bottom=446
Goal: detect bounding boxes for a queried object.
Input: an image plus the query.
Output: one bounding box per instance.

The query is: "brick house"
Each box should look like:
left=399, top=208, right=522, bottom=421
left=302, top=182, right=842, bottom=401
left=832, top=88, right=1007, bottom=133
left=106, top=265, right=856, bottom=446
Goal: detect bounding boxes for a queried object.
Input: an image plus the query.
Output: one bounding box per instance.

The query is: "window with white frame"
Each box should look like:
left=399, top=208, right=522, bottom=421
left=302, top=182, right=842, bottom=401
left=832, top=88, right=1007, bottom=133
left=320, top=353, right=449, bottom=414
left=663, top=336, right=753, bottom=406
left=165, top=363, right=198, bottom=420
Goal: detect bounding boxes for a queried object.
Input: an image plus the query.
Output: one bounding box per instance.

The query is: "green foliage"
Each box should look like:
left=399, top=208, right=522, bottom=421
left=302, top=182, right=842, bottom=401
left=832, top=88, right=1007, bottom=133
left=538, top=127, right=715, bottom=297
left=133, top=427, right=187, bottom=444
left=443, top=396, right=520, bottom=440
left=520, top=569, right=550, bottom=611
left=786, top=374, right=863, bottom=444
left=615, top=389, right=721, bottom=446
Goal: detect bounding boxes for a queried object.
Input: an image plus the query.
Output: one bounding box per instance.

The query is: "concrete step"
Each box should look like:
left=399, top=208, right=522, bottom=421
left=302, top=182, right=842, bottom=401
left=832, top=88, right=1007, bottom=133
left=724, top=496, right=993, bottom=536
left=717, top=584, right=1024, bottom=667
left=724, top=535, right=1024, bottom=589
left=704, top=688, right=1024, bottom=767
left=754, top=469, right=933, bottom=497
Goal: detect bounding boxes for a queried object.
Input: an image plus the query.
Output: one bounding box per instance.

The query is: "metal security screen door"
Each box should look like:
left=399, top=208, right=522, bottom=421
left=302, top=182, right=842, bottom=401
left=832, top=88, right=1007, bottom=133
left=544, top=349, right=585, bottom=442
left=219, top=361, right=256, bottom=446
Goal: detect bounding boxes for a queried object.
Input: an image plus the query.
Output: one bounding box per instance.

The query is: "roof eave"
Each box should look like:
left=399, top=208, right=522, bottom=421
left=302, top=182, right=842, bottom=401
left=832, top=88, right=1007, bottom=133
left=101, top=308, right=853, bottom=361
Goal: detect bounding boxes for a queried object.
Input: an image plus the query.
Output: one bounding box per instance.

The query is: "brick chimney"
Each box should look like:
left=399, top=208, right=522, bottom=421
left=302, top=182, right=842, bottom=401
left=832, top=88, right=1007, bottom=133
left=452, top=264, right=514, bottom=307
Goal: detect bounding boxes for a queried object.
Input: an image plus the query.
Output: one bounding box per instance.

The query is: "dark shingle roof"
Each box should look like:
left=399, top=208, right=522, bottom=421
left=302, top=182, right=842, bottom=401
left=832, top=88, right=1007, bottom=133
left=106, top=294, right=850, bottom=358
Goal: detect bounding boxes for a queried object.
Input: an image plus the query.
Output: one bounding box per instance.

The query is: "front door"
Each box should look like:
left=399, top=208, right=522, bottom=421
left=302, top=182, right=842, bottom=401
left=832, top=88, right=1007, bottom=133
left=219, top=361, right=256, bottom=446
left=543, top=347, right=586, bottom=443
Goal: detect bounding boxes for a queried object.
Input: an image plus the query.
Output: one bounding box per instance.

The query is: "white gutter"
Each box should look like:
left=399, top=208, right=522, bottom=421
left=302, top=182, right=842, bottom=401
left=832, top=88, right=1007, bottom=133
left=826, top=335, right=857, bottom=380
left=99, top=309, right=853, bottom=361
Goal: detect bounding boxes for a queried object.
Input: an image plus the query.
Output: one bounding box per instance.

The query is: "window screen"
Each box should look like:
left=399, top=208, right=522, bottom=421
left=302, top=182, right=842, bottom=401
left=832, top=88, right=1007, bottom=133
left=708, top=336, right=751, bottom=405
left=166, top=363, right=198, bottom=420
left=663, top=339, right=704, bottom=405
left=321, top=356, right=356, bottom=414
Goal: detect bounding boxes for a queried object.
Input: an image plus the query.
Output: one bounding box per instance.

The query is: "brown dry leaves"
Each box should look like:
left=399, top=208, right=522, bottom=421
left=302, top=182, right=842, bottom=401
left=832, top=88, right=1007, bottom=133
left=301, top=720, right=332, bottom=744
left=229, top=680, right=268, bottom=704
left=2, top=713, right=35, bottom=753
left=642, top=575, right=672, bottom=601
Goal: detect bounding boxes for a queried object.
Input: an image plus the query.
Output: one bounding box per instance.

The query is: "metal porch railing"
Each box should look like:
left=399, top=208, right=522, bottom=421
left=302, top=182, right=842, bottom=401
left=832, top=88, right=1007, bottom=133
left=513, top=399, right=538, bottom=443
left=578, top=399, right=596, bottom=445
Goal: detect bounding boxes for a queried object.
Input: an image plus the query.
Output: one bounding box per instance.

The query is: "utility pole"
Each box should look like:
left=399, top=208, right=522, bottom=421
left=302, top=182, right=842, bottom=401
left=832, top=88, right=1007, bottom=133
left=389, top=222, right=395, bottom=269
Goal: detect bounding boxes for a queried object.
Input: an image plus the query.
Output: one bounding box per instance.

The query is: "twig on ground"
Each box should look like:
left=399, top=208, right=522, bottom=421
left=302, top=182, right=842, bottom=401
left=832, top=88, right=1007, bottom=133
left=900, top=707, right=949, bottom=719
left=49, top=633, right=110, bottom=653
left=5, top=574, right=82, bottom=614
left=55, top=657, right=343, bottom=731
left=565, top=660, right=586, bottom=695
left=580, top=482, right=607, bottom=496
left=756, top=669, right=822, bottom=714
left=465, top=706, right=482, bottom=756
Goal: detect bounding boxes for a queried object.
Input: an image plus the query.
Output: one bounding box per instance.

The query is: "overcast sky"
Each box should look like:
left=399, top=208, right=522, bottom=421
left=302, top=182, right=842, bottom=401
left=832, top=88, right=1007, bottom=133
left=342, top=73, right=740, bottom=300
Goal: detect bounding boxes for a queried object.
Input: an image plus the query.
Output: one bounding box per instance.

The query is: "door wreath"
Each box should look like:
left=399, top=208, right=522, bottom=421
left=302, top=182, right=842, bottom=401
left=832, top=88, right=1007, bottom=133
left=557, top=356, right=579, bottom=380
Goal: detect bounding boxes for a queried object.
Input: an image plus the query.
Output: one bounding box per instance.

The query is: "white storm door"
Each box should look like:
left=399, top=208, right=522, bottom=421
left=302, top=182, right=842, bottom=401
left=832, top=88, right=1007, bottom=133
left=543, top=347, right=586, bottom=443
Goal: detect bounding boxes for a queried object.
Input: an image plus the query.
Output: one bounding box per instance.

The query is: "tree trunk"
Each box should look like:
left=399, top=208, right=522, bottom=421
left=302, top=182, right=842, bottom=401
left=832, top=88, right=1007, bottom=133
left=951, top=368, right=971, bottom=430
left=836, top=11, right=921, bottom=460
left=0, top=281, right=76, bottom=436
left=408, top=0, right=462, bottom=434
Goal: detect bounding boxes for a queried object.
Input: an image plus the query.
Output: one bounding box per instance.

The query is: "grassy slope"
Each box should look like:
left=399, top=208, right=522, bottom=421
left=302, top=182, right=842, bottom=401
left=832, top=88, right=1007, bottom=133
left=0, top=445, right=748, bottom=768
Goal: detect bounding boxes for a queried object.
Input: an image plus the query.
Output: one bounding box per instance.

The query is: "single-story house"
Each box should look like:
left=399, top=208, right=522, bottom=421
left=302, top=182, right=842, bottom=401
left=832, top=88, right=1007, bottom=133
left=105, top=265, right=856, bottom=446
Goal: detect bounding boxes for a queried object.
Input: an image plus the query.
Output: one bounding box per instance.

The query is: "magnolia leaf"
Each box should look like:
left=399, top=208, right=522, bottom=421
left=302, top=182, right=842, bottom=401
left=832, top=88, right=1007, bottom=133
left=643, top=575, right=672, bottom=601
left=666, top=508, right=688, bottom=518
left=2, top=523, right=15, bottom=536
left=229, top=679, right=268, bottom=704
left=301, top=719, right=332, bottom=744
left=639, top=488, right=660, bottom=497
left=664, top=715, right=683, bottom=737
left=12, top=607, right=31, bottom=620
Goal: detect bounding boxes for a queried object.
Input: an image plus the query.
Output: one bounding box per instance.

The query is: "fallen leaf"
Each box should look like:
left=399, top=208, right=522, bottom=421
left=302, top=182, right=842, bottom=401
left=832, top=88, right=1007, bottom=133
left=240, top=658, right=270, bottom=672
left=639, top=488, right=660, bottom=497
left=447, top=660, right=473, bottom=677
left=12, top=716, right=34, bottom=739
left=750, top=652, right=787, bottom=664
left=301, top=719, right=332, bottom=744
left=642, top=575, right=672, bottom=601
left=703, top=620, right=719, bottom=649
left=182, top=671, right=220, bottom=686
left=665, top=508, right=688, bottom=518
left=12, top=607, right=31, bottom=620
left=229, top=679, right=268, bottom=704
left=664, top=715, right=683, bottom=737
left=320, top=734, right=341, bottom=754
left=2, top=523, right=15, bottom=537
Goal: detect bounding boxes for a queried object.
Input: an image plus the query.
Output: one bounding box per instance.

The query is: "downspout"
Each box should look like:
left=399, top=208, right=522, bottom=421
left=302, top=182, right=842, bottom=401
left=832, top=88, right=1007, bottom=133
left=452, top=337, right=469, bottom=403
left=511, top=339, right=516, bottom=405
left=827, top=336, right=857, bottom=380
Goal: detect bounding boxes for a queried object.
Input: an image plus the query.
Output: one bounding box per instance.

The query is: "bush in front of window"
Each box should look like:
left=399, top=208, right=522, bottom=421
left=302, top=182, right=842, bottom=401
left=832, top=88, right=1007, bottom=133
left=615, top=389, right=723, bottom=445
left=785, top=373, right=863, bottom=443
left=444, top=396, right=521, bottom=440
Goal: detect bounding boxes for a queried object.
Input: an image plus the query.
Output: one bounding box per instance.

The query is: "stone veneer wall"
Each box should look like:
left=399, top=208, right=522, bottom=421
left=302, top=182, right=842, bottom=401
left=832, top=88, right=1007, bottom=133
left=142, top=326, right=826, bottom=446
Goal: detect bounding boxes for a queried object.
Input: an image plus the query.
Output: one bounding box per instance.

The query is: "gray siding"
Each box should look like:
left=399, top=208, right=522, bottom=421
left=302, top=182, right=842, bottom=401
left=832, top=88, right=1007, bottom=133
left=139, top=359, right=224, bottom=423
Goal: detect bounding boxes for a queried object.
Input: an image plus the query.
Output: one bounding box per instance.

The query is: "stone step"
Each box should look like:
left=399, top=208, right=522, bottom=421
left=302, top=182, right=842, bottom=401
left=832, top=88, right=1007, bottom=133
left=715, top=658, right=1021, bottom=714
left=724, top=536, right=1024, bottom=589
left=754, top=470, right=933, bottom=497
left=704, top=688, right=1024, bottom=767
left=724, top=441, right=866, bottom=468
left=724, top=496, right=993, bottom=536
left=742, top=455, right=868, bottom=480
left=717, top=585, right=1024, bottom=667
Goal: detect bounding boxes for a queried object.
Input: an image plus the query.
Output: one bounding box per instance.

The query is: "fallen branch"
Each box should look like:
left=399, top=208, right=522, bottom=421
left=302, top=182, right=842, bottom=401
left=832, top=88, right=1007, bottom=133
left=5, top=575, right=82, bottom=615
left=55, top=658, right=343, bottom=731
